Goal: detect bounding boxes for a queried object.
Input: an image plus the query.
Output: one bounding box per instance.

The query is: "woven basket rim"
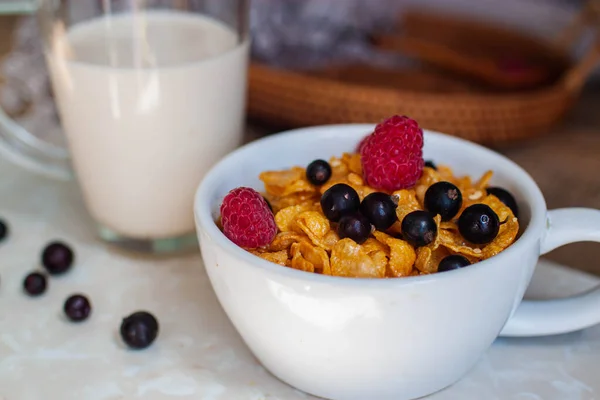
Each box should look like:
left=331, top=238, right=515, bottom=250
left=249, top=62, right=572, bottom=102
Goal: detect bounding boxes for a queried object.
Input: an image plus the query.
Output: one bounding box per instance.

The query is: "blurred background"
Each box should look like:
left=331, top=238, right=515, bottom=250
left=0, top=0, right=598, bottom=273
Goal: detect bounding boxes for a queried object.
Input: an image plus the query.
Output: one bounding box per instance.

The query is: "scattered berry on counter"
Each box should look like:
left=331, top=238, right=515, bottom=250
left=3, top=227, right=166, bottom=349
left=438, top=255, right=471, bottom=272
left=0, top=219, right=8, bottom=242
left=359, top=192, right=398, bottom=231
left=42, top=241, right=74, bottom=275
left=306, top=159, right=332, bottom=186
left=220, top=187, right=277, bottom=248
left=458, top=204, right=500, bottom=244
left=64, top=294, right=92, bottom=322
left=487, top=187, right=519, bottom=218
left=23, top=272, right=47, bottom=296
left=120, top=311, right=159, bottom=350
left=360, top=115, right=424, bottom=191
left=338, top=213, right=371, bottom=244
left=320, top=183, right=360, bottom=222
left=424, top=181, right=463, bottom=221
left=401, top=210, right=437, bottom=247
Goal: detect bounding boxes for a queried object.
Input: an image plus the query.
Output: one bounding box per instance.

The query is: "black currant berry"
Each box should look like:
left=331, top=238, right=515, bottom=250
left=120, top=311, right=159, bottom=350
left=24, top=272, right=47, bottom=296
left=64, top=294, right=92, bottom=322
left=320, top=183, right=360, bottom=222
left=458, top=204, right=500, bottom=244
left=401, top=210, right=437, bottom=247
left=338, top=213, right=372, bottom=244
left=306, top=159, right=332, bottom=186
left=424, top=181, right=462, bottom=221
left=438, top=255, right=471, bottom=272
left=359, top=192, right=398, bottom=231
left=42, top=241, right=74, bottom=275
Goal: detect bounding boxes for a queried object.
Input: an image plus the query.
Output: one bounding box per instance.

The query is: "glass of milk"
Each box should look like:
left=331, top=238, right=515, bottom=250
left=0, top=0, right=250, bottom=253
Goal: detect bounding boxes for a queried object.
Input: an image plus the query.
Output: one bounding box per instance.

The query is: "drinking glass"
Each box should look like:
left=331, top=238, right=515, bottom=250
left=0, top=0, right=250, bottom=253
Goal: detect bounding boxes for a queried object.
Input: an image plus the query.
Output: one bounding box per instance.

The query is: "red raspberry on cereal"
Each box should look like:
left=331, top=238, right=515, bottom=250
left=360, top=115, right=424, bottom=191
left=220, top=187, right=277, bottom=248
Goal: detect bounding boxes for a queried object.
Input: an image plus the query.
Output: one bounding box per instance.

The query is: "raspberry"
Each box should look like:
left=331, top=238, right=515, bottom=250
left=220, top=187, right=277, bottom=248
left=360, top=115, right=424, bottom=191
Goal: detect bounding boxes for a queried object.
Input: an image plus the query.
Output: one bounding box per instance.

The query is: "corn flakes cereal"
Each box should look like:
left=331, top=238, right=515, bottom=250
left=342, top=153, right=363, bottom=175
left=415, top=185, right=428, bottom=207
left=292, top=211, right=331, bottom=246
left=454, top=175, right=473, bottom=193
left=482, top=217, right=519, bottom=259
left=461, top=188, right=486, bottom=209
left=370, top=251, right=389, bottom=276
left=373, top=231, right=416, bottom=277
left=426, top=214, right=443, bottom=250
left=415, top=246, right=451, bottom=274
left=438, top=230, right=484, bottom=259
left=249, top=249, right=289, bottom=266
left=481, top=194, right=513, bottom=222
left=320, top=230, right=341, bottom=251
left=222, top=147, right=520, bottom=279
left=479, top=194, right=519, bottom=259
left=393, top=189, right=421, bottom=222
left=436, top=165, right=455, bottom=181
left=319, top=157, right=350, bottom=194
left=321, top=155, right=376, bottom=201
left=269, top=231, right=309, bottom=252
left=291, top=242, right=331, bottom=274
left=417, top=167, right=442, bottom=189
left=265, top=193, right=319, bottom=213
left=290, top=252, right=315, bottom=272
left=362, top=239, right=393, bottom=276
left=475, top=170, right=494, bottom=190
left=326, top=170, right=375, bottom=202
left=275, top=203, right=314, bottom=232
left=329, top=156, right=349, bottom=174
left=356, top=185, right=378, bottom=201
left=260, top=167, right=317, bottom=198
left=361, top=238, right=389, bottom=256
left=276, top=179, right=317, bottom=197
left=260, top=167, right=303, bottom=188
left=347, top=172, right=364, bottom=187
left=331, top=239, right=386, bottom=278
left=440, top=221, right=458, bottom=231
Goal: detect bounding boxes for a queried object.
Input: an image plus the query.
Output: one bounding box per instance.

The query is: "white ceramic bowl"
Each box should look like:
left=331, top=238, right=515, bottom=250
left=194, top=125, right=600, bottom=400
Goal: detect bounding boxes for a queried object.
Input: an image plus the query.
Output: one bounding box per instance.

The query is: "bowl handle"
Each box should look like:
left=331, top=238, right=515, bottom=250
left=499, top=208, right=600, bottom=337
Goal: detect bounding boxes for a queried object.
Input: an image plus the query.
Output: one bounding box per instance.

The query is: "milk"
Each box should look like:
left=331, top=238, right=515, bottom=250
left=47, top=11, right=249, bottom=239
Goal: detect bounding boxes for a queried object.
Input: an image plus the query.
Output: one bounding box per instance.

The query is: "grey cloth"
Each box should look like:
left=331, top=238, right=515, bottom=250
left=249, top=0, right=403, bottom=69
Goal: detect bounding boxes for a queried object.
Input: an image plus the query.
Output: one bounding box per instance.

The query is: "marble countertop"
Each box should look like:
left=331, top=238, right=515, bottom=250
left=1, top=148, right=600, bottom=400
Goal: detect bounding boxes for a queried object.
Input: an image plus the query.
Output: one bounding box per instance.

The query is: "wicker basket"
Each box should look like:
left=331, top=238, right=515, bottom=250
left=248, top=3, right=600, bottom=144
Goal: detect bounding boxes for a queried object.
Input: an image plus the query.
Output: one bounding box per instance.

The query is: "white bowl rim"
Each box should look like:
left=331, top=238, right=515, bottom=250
left=194, top=124, right=547, bottom=287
